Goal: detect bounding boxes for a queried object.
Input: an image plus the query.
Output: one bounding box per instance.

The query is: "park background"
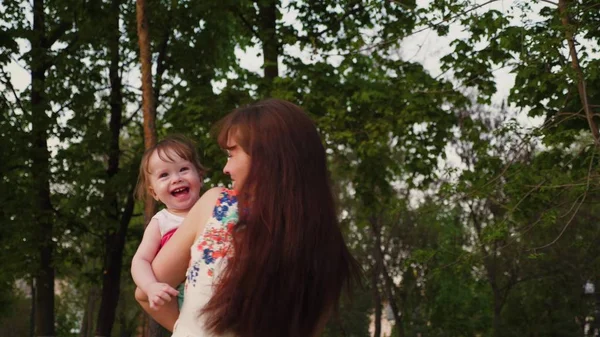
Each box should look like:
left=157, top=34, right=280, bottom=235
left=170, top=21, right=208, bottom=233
left=1, top=0, right=599, bottom=336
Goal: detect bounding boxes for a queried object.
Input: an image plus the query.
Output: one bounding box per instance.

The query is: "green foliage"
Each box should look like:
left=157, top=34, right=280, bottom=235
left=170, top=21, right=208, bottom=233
left=322, top=286, right=372, bottom=337
left=55, top=283, right=82, bottom=337
left=0, top=291, right=30, bottom=337
left=2, top=0, right=600, bottom=336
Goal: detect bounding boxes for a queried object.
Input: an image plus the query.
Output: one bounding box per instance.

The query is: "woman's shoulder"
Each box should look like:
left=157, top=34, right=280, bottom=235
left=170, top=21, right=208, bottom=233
left=202, top=187, right=226, bottom=200
left=192, top=187, right=237, bottom=237
left=190, top=187, right=225, bottom=239
left=196, top=187, right=236, bottom=211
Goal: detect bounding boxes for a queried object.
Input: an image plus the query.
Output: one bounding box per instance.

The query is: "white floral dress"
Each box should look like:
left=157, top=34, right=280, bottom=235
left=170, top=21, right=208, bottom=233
left=172, top=188, right=238, bottom=337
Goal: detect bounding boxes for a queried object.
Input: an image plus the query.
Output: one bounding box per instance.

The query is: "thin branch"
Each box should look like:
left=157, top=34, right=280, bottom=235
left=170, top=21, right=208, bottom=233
left=523, top=181, right=596, bottom=189
left=416, top=65, right=510, bottom=95
left=231, top=7, right=261, bottom=40
left=45, top=20, right=73, bottom=49
left=438, top=194, right=575, bottom=271
left=154, top=0, right=177, bottom=109
left=50, top=86, right=111, bottom=118
left=298, top=1, right=365, bottom=44
left=530, top=149, right=595, bottom=251
left=44, top=33, right=80, bottom=71
left=122, top=105, right=142, bottom=127
left=9, top=55, right=28, bottom=72
left=453, top=109, right=588, bottom=203
left=387, top=0, right=413, bottom=10
left=323, top=0, right=500, bottom=56
left=0, top=69, right=27, bottom=114
left=582, top=2, right=600, bottom=11
left=510, top=178, right=549, bottom=213
left=123, top=84, right=143, bottom=92
left=407, top=29, right=431, bottom=62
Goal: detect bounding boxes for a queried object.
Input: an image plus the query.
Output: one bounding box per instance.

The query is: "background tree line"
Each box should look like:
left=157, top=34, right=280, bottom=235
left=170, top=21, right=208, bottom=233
left=0, top=0, right=598, bottom=336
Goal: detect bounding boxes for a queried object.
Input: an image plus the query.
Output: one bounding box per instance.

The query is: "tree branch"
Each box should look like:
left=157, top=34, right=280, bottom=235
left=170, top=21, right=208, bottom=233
left=324, top=0, right=500, bottom=56
left=122, top=104, right=142, bottom=127
left=231, top=7, right=261, bottom=40
left=45, top=20, right=73, bottom=49
left=44, top=32, right=80, bottom=72
left=154, top=0, right=177, bottom=109
left=558, top=0, right=600, bottom=148
left=530, top=149, right=595, bottom=251
left=297, top=1, right=364, bottom=44
left=0, top=68, right=27, bottom=115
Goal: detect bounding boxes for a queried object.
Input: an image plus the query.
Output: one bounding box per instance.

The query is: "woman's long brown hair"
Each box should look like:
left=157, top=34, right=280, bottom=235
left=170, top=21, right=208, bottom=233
left=202, top=99, right=360, bottom=337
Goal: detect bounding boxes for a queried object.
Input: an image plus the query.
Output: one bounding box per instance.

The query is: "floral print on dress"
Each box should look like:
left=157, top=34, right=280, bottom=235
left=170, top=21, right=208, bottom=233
left=186, top=189, right=238, bottom=289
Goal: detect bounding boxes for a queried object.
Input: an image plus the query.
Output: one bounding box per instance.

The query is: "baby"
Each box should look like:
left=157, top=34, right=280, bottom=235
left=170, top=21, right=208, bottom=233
left=131, top=135, right=205, bottom=309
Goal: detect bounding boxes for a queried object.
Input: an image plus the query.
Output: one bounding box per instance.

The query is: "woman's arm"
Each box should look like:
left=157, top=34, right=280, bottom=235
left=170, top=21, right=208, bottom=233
left=136, top=187, right=223, bottom=330
left=136, top=293, right=180, bottom=331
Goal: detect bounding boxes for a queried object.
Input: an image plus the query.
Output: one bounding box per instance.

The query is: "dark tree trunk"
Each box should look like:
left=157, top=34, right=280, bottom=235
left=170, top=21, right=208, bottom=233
left=372, top=233, right=383, bottom=337
left=79, top=286, right=98, bottom=337
left=95, top=193, right=135, bottom=336
left=31, top=0, right=55, bottom=335
left=370, top=216, right=404, bottom=337
left=256, top=0, right=279, bottom=92
left=492, top=287, right=503, bottom=337
left=94, top=1, right=134, bottom=335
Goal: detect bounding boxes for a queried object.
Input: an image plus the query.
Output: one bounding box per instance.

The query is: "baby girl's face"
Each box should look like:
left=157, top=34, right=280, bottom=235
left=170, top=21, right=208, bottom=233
left=147, top=149, right=202, bottom=216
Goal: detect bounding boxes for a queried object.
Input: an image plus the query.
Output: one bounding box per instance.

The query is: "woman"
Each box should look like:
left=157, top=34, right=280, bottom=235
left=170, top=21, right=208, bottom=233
left=136, top=99, right=360, bottom=337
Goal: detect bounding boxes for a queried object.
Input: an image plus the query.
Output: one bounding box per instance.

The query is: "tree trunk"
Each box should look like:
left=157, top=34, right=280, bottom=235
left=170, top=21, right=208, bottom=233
left=486, top=247, right=505, bottom=337
left=31, top=0, right=55, bottom=335
left=94, top=1, right=133, bottom=335
left=30, top=279, right=35, bottom=337
left=371, top=217, right=384, bottom=337
left=369, top=216, right=404, bottom=337
left=492, top=287, right=503, bottom=337
left=79, top=286, right=98, bottom=337
left=471, top=207, right=506, bottom=337
left=96, top=192, right=135, bottom=336
left=256, top=0, right=279, bottom=93
left=372, top=265, right=382, bottom=337
left=137, top=0, right=160, bottom=335
left=137, top=0, right=158, bottom=222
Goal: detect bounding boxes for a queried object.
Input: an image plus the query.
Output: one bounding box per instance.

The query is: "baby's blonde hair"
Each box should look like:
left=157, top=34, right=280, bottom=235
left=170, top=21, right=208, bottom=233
left=135, top=134, right=206, bottom=201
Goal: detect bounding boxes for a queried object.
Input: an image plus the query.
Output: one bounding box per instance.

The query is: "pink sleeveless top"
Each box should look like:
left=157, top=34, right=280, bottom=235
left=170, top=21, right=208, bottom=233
left=152, top=209, right=184, bottom=248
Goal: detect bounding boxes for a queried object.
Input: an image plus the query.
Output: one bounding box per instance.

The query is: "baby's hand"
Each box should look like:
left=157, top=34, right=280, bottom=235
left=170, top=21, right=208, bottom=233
left=144, top=282, right=179, bottom=310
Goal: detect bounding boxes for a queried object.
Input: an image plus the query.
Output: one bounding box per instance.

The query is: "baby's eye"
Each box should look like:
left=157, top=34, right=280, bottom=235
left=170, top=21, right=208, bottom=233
left=226, top=150, right=232, bottom=158
left=180, top=167, right=190, bottom=172
left=159, top=173, right=168, bottom=178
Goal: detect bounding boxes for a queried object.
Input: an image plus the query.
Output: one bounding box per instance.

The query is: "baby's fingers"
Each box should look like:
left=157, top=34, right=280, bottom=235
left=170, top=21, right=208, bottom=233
left=164, top=286, right=179, bottom=297
left=150, top=296, right=166, bottom=309
left=156, top=290, right=173, bottom=303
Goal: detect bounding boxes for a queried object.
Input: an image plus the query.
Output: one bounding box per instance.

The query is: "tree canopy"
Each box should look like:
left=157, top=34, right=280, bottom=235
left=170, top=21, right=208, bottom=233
left=1, top=1, right=599, bottom=336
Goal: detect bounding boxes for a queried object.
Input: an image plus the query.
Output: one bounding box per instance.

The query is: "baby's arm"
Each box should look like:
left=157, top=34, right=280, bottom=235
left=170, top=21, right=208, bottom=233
left=131, top=218, right=179, bottom=309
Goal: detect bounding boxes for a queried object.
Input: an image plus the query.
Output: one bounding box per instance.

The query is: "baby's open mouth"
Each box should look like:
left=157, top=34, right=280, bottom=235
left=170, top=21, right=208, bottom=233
left=171, top=187, right=189, bottom=196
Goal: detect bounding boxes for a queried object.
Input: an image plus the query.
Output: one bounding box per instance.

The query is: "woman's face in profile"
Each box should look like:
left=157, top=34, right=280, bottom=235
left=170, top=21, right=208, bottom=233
left=222, top=136, right=250, bottom=192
